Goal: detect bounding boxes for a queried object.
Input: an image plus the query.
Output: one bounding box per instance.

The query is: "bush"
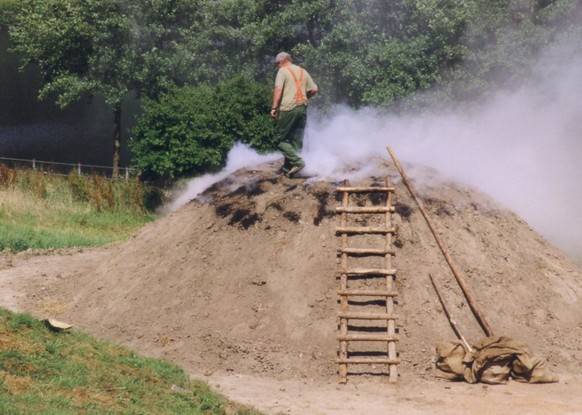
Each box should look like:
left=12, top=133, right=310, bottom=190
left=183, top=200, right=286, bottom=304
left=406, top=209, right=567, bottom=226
left=130, top=74, right=275, bottom=180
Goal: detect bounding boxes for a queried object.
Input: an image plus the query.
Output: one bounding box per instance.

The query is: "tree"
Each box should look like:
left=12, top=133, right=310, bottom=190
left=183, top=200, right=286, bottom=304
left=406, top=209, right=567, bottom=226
left=292, top=0, right=475, bottom=108
left=171, top=0, right=332, bottom=86
left=424, top=0, right=582, bottom=106
left=9, top=0, right=580, bottom=181
left=8, top=0, right=201, bottom=176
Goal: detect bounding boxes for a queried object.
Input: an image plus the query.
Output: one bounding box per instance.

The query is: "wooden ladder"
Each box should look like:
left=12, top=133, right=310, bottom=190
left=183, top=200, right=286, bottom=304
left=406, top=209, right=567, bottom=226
left=335, top=178, right=400, bottom=383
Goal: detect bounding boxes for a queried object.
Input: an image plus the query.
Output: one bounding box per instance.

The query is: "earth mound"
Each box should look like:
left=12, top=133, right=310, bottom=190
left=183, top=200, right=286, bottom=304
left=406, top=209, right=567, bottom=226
left=11, top=159, right=582, bottom=381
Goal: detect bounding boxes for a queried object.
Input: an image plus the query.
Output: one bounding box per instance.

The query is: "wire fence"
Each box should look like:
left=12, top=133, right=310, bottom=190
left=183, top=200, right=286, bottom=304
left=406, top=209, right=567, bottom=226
left=0, top=156, right=135, bottom=180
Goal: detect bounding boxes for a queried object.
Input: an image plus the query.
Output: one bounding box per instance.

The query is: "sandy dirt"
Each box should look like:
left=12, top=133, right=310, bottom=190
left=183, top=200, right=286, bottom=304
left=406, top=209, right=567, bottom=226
left=1, top=159, right=582, bottom=414
left=196, top=371, right=582, bottom=415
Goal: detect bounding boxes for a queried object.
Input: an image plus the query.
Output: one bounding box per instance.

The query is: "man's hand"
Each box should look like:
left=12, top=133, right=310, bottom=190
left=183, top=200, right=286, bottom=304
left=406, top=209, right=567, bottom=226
left=271, top=86, right=282, bottom=118
left=307, top=87, right=319, bottom=99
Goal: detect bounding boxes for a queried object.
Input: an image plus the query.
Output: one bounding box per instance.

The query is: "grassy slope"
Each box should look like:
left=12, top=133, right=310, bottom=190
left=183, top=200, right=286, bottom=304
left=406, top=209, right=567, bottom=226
left=0, top=170, right=157, bottom=252
left=0, top=308, right=261, bottom=414
left=0, top=171, right=263, bottom=413
left=0, top=188, right=152, bottom=250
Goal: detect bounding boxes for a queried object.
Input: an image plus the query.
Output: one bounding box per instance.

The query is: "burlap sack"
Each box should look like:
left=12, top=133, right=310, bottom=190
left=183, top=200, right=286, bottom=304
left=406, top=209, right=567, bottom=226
left=435, top=336, right=559, bottom=384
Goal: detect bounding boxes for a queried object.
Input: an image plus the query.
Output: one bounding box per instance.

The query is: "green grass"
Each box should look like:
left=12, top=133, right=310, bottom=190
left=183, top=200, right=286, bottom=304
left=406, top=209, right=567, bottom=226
left=0, top=167, right=160, bottom=252
left=0, top=308, right=262, bottom=415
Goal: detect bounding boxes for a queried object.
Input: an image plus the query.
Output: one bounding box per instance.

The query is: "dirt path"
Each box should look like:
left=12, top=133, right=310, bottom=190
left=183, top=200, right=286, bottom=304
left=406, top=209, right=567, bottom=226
left=198, top=371, right=582, bottom=415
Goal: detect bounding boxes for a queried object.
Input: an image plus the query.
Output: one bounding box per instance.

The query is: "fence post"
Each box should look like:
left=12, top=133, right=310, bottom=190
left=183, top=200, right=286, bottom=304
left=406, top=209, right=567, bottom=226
left=78, top=163, right=81, bottom=176
left=33, top=159, right=36, bottom=170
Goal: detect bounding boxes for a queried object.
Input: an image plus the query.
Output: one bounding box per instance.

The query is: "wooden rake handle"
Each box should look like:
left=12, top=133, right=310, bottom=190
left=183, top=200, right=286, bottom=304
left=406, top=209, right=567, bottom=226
left=387, top=147, right=495, bottom=337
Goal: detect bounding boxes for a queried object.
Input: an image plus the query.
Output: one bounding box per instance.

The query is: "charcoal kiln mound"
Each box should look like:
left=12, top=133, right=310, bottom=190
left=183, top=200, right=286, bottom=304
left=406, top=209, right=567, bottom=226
left=8, top=159, right=582, bottom=381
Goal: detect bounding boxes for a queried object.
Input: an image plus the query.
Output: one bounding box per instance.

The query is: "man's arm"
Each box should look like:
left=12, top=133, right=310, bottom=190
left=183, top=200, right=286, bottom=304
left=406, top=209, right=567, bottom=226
left=270, top=86, right=283, bottom=118
left=307, top=86, right=319, bottom=99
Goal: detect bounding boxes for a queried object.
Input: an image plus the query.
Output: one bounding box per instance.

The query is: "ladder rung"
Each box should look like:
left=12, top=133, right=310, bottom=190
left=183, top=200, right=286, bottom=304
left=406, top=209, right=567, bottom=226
left=337, top=247, right=395, bottom=256
left=337, top=334, right=399, bottom=342
left=336, top=226, right=396, bottom=234
left=336, top=206, right=395, bottom=214
left=336, top=186, right=395, bottom=193
left=337, top=290, right=398, bottom=297
left=337, top=358, right=400, bottom=365
left=337, top=312, right=398, bottom=320
left=340, top=268, right=397, bottom=276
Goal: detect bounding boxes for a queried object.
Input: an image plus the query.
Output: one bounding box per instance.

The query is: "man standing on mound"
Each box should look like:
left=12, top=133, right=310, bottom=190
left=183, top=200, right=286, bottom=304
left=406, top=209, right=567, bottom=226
left=270, top=52, right=318, bottom=178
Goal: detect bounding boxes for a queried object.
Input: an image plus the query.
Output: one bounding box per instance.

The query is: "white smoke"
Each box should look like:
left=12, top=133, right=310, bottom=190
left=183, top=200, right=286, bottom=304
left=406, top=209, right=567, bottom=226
left=169, top=45, right=582, bottom=260
left=302, top=49, right=582, bottom=260
left=164, top=143, right=279, bottom=212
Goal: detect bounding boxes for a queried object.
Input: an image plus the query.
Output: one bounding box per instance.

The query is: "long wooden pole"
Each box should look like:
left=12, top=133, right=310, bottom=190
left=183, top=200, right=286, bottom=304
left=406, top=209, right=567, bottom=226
left=386, top=147, right=495, bottom=337
left=429, top=274, right=473, bottom=352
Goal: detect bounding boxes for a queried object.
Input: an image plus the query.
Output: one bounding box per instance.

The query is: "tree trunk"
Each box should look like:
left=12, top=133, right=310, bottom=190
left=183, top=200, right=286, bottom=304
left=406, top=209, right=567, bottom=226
left=112, top=103, right=121, bottom=178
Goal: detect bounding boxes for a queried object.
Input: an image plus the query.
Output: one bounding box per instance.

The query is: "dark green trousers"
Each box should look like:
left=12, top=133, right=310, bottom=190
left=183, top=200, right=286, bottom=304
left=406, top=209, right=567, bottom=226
left=275, top=105, right=307, bottom=172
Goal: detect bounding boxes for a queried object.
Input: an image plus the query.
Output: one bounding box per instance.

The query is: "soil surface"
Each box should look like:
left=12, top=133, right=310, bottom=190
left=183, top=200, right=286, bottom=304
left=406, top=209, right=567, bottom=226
left=2, top=159, right=582, bottom=414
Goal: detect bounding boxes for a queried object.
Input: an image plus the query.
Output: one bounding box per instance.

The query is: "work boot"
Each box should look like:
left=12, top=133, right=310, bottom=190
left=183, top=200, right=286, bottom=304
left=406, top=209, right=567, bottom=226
left=286, top=162, right=305, bottom=178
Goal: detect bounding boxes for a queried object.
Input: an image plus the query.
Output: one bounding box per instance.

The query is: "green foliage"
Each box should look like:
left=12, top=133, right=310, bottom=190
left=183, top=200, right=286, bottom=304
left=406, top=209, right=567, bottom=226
left=0, top=167, right=156, bottom=252
left=0, top=307, right=263, bottom=414
left=294, top=0, right=471, bottom=108
left=130, top=85, right=233, bottom=179
left=9, top=0, right=126, bottom=107
left=6, top=0, right=582, bottom=178
left=167, top=0, right=474, bottom=108
left=182, top=0, right=331, bottom=83
left=0, top=0, right=18, bottom=27
left=0, top=165, right=153, bottom=214
left=131, top=75, right=274, bottom=180
left=180, top=0, right=581, bottom=110
left=7, top=0, right=205, bottom=173
left=415, top=0, right=582, bottom=106
left=8, top=0, right=203, bottom=106
left=8, top=0, right=581, bottom=112
left=67, top=173, right=149, bottom=213
left=0, top=222, right=109, bottom=251
left=217, top=75, right=277, bottom=152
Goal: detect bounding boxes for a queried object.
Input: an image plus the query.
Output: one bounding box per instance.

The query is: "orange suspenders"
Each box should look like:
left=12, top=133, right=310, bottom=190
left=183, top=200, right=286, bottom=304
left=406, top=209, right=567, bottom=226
left=286, top=67, right=305, bottom=105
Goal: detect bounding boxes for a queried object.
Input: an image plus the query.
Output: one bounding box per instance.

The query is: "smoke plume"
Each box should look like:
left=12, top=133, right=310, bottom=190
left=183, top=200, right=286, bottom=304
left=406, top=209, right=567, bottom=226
left=304, top=46, right=582, bottom=260
left=165, top=143, right=279, bottom=213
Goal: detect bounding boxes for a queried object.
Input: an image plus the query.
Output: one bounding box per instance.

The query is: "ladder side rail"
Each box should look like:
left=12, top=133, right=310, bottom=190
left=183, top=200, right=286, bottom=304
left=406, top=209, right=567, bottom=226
left=338, top=179, right=350, bottom=384
left=385, top=178, right=398, bottom=383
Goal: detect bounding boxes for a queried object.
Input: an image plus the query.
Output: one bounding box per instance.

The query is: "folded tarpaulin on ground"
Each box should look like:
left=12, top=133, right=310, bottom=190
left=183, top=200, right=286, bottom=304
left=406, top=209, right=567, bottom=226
left=435, top=336, right=559, bottom=384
